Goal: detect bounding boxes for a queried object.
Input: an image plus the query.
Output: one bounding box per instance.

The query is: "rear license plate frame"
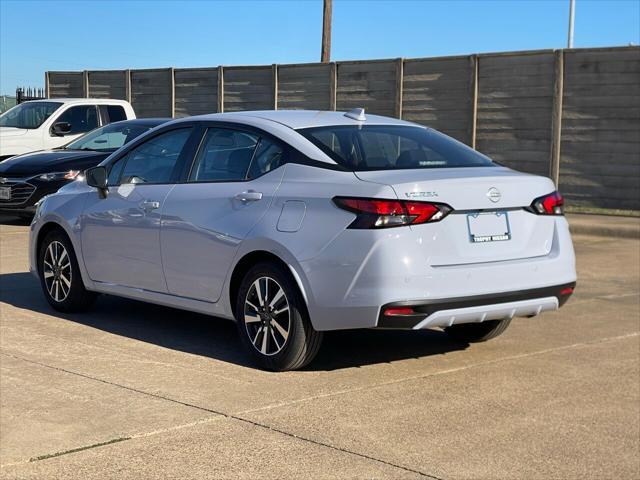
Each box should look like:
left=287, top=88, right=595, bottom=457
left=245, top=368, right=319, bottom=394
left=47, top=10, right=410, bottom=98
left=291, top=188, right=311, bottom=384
left=466, top=211, right=511, bottom=243
left=0, top=187, right=10, bottom=201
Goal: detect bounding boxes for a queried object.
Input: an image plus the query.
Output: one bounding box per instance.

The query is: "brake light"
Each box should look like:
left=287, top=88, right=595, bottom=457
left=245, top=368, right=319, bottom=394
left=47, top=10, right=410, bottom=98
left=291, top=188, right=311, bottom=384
left=333, top=197, right=452, bottom=229
left=530, top=191, right=564, bottom=216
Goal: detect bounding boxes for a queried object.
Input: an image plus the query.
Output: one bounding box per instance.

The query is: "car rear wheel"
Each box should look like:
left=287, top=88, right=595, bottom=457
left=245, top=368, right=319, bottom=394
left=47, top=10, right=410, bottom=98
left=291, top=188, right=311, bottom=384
left=444, top=318, right=511, bottom=343
left=38, top=230, right=97, bottom=312
left=235, top=262, right=323, bottom=371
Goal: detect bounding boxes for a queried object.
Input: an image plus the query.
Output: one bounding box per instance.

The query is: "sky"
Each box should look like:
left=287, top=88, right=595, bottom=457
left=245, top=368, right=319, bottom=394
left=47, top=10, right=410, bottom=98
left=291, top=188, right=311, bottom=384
left=1, top=0, right=639, bottom=95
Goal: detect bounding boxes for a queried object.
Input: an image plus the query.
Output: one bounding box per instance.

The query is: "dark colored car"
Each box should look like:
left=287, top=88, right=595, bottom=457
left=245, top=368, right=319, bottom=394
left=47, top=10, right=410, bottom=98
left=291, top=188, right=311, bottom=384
left=0, top=118, right=170, bottom=217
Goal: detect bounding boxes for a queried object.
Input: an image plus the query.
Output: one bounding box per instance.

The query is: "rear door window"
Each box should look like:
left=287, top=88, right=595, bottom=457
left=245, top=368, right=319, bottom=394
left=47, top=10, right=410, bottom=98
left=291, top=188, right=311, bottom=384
left=247, top=138, right=287, bottom=179
left=106, top=105, right=127, bottom=122
left=189, top=128, right=259, bottom=182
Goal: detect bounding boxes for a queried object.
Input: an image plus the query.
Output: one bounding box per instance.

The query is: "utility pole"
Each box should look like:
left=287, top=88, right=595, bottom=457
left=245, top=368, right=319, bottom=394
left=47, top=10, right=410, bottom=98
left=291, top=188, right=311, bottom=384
left=567, top=0, right=575, bottom=48
left=321, top=0, right=332, bottom=63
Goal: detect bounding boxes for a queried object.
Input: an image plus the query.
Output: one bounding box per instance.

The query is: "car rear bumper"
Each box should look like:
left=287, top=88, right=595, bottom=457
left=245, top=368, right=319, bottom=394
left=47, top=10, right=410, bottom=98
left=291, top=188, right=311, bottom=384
left=299, top=217, right=576, bottom=331
left=377, top=282, right=575, bottom=329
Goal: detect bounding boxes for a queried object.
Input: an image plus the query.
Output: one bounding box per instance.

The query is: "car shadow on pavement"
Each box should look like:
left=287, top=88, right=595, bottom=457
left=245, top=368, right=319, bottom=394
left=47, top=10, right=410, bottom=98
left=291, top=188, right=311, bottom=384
left=0, top=271, right=469, bottom=371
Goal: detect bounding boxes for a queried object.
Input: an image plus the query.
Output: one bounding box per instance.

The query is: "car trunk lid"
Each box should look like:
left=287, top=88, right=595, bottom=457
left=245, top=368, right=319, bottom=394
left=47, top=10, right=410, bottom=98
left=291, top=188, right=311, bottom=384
left=354, top=166, right=558, bottom=266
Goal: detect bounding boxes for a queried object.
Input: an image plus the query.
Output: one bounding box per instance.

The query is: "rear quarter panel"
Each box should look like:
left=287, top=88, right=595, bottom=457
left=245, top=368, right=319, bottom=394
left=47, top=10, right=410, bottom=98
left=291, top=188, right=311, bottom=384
left=224, top=163, right=398, bottom=329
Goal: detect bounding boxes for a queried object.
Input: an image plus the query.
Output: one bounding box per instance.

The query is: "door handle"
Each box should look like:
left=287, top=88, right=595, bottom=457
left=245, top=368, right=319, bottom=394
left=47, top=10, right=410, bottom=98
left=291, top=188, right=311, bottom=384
left=139, top=200, right=160, bottom=212
left=234, top=190, right=263, bottom=202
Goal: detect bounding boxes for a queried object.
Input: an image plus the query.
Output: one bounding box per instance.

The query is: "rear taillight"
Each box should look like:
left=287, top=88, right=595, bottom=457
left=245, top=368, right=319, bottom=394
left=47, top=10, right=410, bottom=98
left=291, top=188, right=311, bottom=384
left=333, top=197, right=452, bottom=229
left=530, top=191, right=564, bottom=216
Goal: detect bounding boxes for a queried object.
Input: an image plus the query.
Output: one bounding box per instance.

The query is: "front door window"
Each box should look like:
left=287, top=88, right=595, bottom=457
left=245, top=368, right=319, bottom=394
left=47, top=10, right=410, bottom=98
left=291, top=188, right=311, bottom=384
left=113, top=128, right=192, bottom=185
left=55, top=105, right=99, bottom=135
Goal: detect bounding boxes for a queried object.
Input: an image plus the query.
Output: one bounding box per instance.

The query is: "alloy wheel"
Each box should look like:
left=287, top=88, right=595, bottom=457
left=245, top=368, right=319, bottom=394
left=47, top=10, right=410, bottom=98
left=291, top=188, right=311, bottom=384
left=244, top=276, right=291, bottom=356
left=43, top=240, right=72, bottom=302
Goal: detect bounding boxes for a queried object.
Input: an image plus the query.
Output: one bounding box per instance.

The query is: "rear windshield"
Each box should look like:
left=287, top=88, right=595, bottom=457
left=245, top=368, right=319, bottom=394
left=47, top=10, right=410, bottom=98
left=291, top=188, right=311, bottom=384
left=298, top=125, right=493, bottom=171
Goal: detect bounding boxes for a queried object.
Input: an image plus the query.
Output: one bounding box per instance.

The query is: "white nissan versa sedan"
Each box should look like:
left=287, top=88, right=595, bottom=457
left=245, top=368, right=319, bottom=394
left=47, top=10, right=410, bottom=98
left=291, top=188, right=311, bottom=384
left=29, top=109, right=576, bottom=371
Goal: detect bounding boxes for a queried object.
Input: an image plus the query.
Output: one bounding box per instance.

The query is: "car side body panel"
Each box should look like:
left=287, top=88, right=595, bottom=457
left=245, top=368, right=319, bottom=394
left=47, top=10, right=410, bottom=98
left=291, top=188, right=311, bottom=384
left=160, top=166, right=286, bottom=303
left=81, top=184, right=175, bottom=293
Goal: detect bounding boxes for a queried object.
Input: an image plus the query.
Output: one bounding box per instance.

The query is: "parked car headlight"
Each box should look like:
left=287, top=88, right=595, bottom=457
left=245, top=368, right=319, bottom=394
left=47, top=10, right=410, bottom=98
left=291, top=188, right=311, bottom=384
left=37, top=170, right=80, bottom=181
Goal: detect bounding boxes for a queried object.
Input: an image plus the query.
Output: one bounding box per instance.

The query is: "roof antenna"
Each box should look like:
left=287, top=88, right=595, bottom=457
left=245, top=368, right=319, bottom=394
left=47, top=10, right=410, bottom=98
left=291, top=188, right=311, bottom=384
left=344, top=107, right=366, bottom=121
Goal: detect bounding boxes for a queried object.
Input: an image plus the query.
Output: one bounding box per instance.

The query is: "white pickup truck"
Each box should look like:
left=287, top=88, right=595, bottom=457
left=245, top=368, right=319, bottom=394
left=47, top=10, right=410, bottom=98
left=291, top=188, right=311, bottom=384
left=0, top=98, right=136, bottom=161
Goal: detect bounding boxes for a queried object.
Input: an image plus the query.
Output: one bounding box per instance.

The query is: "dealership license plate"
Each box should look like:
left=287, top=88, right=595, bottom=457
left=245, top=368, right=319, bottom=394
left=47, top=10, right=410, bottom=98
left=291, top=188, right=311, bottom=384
left=0, top=187, right=10, bottom=201
left=466, top=211, right=511, bottom=243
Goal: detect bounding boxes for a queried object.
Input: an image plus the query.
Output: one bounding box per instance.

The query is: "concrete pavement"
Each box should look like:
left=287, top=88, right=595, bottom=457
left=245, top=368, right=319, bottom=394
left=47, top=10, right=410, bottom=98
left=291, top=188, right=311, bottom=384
left=567, top=213, right=640, bottom=239
left=0, top=217, right=638, bottom=479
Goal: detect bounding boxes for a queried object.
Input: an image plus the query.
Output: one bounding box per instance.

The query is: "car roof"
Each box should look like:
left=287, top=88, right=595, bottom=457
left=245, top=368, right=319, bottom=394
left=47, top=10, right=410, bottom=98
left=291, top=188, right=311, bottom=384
left=167, top=110, right=425, bottom=166
left=26, top=98, right=131, bottom=105
left=180, top=110, right=420, bottom=130
left=110, top=118, right=171, bottom=127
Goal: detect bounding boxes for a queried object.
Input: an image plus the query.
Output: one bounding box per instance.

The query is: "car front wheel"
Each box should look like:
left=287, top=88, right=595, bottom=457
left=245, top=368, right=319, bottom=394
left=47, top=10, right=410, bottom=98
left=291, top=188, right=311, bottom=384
left=235, top=262, right=323, bottom=371
left=38, top=230, right=97, bottom=312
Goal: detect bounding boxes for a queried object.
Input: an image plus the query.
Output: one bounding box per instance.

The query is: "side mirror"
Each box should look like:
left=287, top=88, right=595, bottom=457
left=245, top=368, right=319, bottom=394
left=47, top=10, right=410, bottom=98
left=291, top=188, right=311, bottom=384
left=51, top=122, right=72, bottom=137
left=86, top=166, right=108, bottom=198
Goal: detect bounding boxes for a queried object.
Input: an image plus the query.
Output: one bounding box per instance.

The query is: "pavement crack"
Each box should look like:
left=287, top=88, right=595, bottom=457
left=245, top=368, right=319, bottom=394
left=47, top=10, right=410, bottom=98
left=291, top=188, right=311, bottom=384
left=0, top=351, right=440, bottom=478
left=29, top=437, right=130, bottom=462
left=233, top=415, right=443, bottom=479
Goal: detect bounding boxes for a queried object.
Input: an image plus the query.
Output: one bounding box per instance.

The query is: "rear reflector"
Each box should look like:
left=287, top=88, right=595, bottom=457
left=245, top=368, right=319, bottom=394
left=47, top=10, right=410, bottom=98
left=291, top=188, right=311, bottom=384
left=559, top=287, right=574, bottom=295
left=383, top=307, right=415, bottom=316
left=333, top=197, right=452, bottom=229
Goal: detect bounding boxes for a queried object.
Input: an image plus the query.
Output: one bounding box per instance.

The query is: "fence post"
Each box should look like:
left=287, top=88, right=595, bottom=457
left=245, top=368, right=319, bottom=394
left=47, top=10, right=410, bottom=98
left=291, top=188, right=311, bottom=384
left=125, top=69, right=131, bottom=103
left=329, top=62, right=337, bottom=111
left=549, top=49, right=564, bottom=184
left=469, top=54, right=479, bottom=149
left=272, top=64, right=278, bottom=110
left=83, top=70, right=89, bottom=98
left=395, top=57, right=404, bottom=119
left=170, top=67, right=176, bottom=118
left=217, top=66, right=224, bottom=113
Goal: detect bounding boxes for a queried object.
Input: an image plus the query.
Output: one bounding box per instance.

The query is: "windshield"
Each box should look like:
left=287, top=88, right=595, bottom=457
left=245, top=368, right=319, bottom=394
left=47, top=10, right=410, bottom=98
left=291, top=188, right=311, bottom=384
left=0, top=101, right=62, bottom=129
left=299, top=125, right=494, bottom=171
left=65, top=122, right=152, bottom=152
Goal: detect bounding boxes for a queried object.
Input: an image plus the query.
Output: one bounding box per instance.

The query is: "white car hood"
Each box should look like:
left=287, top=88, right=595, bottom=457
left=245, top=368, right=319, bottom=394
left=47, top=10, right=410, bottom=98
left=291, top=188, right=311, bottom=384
left=0, top=127, right=29, bottom=137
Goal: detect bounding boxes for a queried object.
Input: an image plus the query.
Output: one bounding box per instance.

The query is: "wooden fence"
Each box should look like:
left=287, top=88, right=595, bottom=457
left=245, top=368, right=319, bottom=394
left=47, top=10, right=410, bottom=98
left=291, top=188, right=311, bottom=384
left=46, top=46, right=640, bottom=211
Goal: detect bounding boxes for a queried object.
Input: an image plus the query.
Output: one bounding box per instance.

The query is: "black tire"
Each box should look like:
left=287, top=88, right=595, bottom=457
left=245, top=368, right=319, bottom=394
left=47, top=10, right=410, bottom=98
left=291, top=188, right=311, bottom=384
left=38, top=229, right=97, bottom=313
left=444, top=318, right=512, bottom=343
left=235, top=261, right=323, bottom=371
